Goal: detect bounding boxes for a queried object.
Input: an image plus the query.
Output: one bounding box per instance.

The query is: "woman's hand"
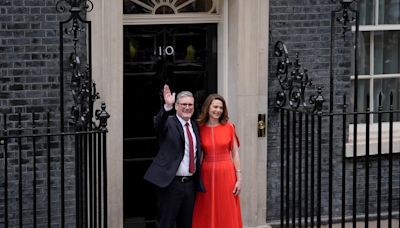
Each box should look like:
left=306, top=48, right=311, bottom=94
left=233, top=175, right=242, bottom=196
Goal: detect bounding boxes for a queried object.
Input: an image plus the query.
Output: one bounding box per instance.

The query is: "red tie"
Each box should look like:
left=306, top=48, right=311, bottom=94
left=185, top=122, right=195, bottom=174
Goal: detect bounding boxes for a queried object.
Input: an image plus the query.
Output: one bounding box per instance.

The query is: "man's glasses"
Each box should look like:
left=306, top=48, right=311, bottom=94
left=178, top=103, right=194, bottom=108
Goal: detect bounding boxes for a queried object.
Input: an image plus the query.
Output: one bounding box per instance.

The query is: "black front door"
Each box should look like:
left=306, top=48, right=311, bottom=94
left=123, top=24, right=217, bottom=228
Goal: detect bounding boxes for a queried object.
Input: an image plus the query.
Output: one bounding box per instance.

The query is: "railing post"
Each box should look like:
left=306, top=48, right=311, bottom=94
left=274, top=40, right=325, bottom=227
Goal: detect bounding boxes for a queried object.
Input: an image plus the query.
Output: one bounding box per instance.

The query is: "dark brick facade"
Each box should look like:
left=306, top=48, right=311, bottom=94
left=0, top=0, right=60, bottom=115
left=267, top=0, right=400, bottom=225
left=0, top=1, right=84, bottom=227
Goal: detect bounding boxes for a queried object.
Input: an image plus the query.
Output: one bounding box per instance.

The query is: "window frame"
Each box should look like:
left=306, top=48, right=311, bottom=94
left=347, top=0, right=400, bottom=156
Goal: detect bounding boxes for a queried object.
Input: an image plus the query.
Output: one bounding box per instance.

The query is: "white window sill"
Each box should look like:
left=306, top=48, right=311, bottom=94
left=346, top=122, right=400, bottom=157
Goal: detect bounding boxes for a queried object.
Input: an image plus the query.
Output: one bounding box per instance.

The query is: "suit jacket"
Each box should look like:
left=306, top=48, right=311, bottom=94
left=144, top=107, right=205, bottom=192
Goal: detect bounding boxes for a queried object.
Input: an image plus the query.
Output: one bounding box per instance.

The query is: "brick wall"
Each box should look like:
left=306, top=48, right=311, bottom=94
left=0, top=0, right=86, bottom=227
left=0, top=0, right=60, bottom=115
left=267, top=0, right=336, bottom=220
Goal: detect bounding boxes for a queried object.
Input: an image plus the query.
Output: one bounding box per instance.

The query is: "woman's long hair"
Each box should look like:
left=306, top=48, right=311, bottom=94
left=197, top=94, right=229, bottom=125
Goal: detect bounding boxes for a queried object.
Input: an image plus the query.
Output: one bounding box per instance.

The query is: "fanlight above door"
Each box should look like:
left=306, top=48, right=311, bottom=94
left=123, top=0, right=218, bottom=14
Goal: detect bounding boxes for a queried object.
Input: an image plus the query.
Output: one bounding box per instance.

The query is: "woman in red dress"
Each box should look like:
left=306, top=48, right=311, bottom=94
left=192, top=94, right=242, bottom=228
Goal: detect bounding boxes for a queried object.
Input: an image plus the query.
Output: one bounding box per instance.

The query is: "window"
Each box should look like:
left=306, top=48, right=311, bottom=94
left=352, top=0, right=400, bottom=122
left=347, top=0, right=400, bottom=156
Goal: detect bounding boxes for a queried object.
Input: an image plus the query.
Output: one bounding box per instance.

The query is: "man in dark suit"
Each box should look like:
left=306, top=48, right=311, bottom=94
left=144, top=84, right=204, bottom=228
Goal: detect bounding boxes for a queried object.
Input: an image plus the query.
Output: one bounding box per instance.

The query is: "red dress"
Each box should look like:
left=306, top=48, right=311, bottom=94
left=192, top=123, right=242, bottom=228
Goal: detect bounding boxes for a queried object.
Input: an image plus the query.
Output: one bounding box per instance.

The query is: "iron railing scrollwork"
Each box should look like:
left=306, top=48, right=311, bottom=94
left=274, top=41, right=325, bottom=114
left=56, top=1, right=109, bottom=228
left=56, top=0, right=94, bottom=15
left=57, top=0, right=108, bottom=131
left=69, top=52, right=101, bottom=129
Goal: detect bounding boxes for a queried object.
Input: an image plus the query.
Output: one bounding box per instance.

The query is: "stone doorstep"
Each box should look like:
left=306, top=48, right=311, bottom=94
left=244, top=225, right=272, bottom=228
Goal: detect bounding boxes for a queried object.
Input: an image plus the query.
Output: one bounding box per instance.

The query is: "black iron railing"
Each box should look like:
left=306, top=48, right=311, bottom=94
left=0, top=0, right=110, bottom=227
left=0, top=109, right=108, bottom=228
left=278, top=95, right=400, bottom=227
left=275, top=0, right=400, bottom=227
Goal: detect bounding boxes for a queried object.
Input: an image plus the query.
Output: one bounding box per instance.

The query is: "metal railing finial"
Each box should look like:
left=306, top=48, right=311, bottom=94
left=332, top=0, right=358, bottom=38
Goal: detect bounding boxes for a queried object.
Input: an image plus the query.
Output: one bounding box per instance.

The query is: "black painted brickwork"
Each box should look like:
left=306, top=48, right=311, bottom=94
left=0, top=0, right=82, bottom=227
left=0, top=0, right=61, bottom=116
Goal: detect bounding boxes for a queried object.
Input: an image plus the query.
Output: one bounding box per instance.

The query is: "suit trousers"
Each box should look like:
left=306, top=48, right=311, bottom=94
left=157, top=178, right=195, bottom=228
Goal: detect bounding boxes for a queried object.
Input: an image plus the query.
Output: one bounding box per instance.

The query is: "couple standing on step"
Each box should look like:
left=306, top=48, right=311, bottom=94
left=144, top=84, right=243, bottom=228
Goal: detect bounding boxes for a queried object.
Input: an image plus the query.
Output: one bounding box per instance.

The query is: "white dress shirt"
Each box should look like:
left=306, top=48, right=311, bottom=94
left=175, top=115, right=197, bottom=176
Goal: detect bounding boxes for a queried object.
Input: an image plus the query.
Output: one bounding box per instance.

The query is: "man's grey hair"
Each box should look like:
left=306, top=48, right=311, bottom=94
left=176, top=91, right=194, bottom=104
